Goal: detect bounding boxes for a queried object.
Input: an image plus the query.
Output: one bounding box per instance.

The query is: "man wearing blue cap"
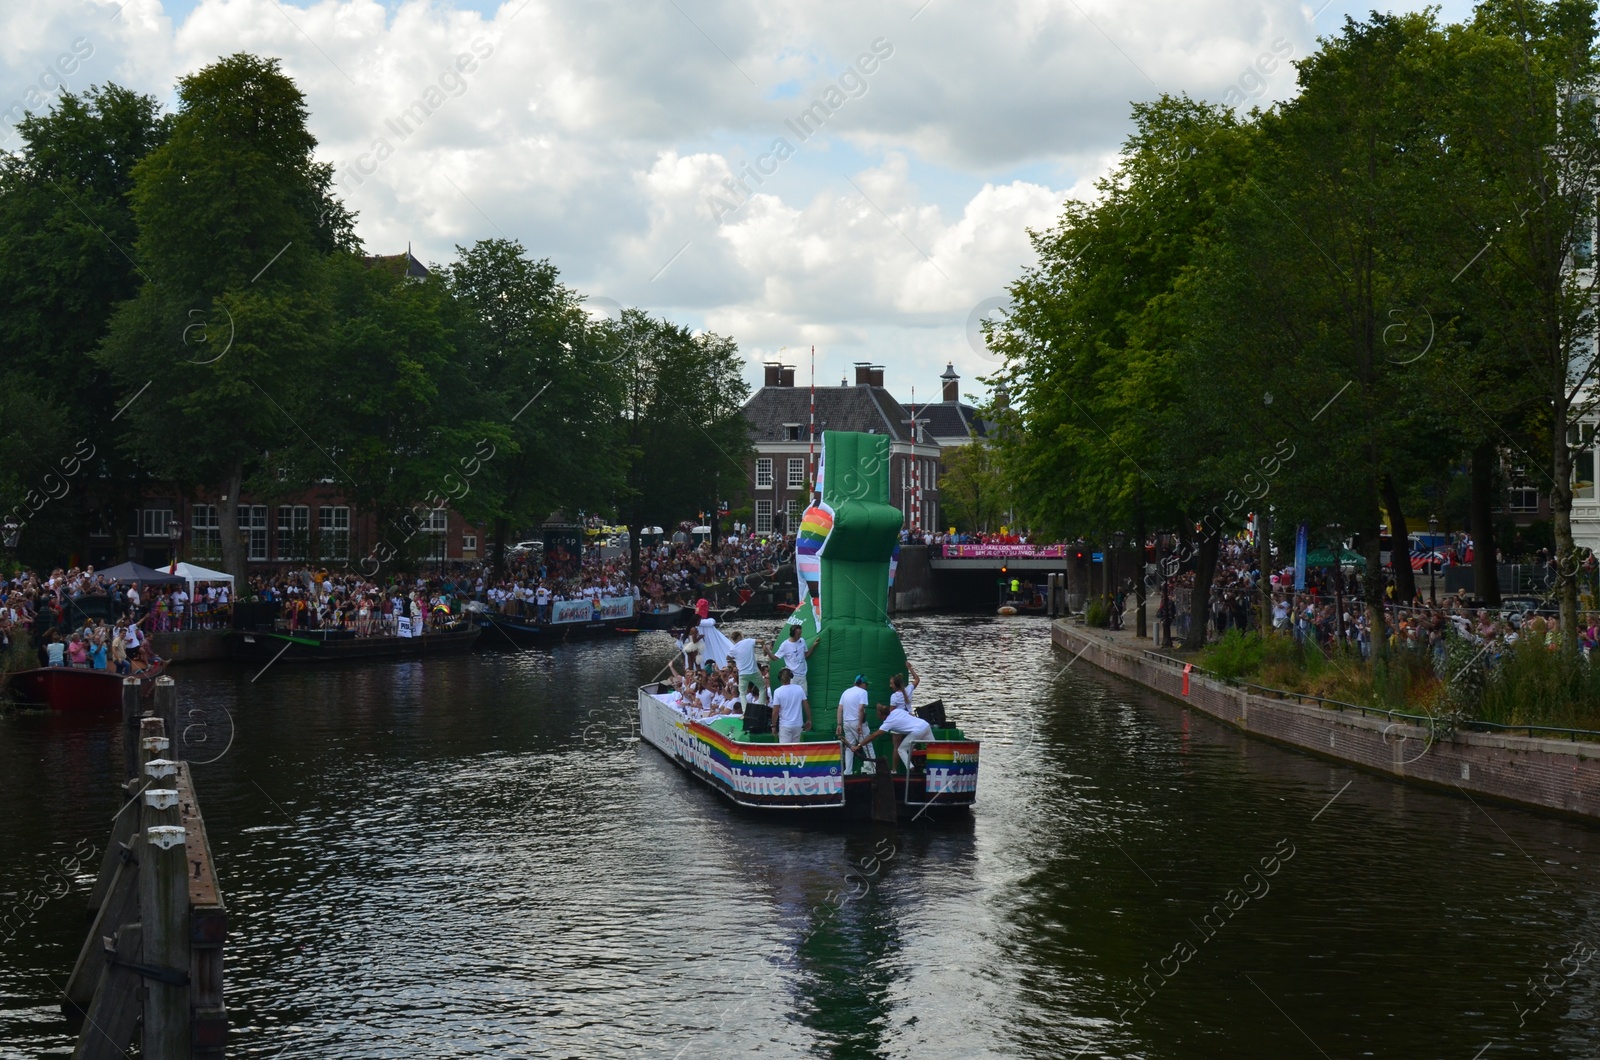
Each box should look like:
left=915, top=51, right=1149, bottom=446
left=837, top=673, right=874, bottom=775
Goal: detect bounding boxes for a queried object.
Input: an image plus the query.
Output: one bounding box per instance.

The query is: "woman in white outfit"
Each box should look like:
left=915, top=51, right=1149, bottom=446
left=888, top=660, right=919, bottom=713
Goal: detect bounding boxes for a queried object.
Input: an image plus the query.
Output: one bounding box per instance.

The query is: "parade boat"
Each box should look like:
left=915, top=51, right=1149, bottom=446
left=6, top=659, right=166, bottom=712
left=230, top=621, right=481, bottom=662
left=475, top=595, right=642, bottom=646
left=637, top=430, right=980, bottom=817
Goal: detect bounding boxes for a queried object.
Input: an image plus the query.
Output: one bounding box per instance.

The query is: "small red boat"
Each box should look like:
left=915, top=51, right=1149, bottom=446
left=5, top=661, right=166, bottom=712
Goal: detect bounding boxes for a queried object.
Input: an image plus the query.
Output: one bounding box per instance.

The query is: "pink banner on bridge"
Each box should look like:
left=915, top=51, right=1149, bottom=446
left=941, top=544, right=1067, bottom=558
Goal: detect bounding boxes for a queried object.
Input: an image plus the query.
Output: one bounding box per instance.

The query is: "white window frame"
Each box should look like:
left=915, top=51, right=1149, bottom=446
left=756, top=457, right=773, bottom=489
left=141, top=508, right=173, bottom=538
left=191, top=504, right=221, bottom=560
left=785, top=499, right=798, bottom=529
left=318, top=505, right=350, bottom=560
left=425, top=508, right=448, bottom=559
left=787, top=457, right=806, bottom=489
left=1508, top=487, right=1540, bottom=513
left=755, top=499, right=773, bottom=533
left=245, top=505, right=269, bottom=561
left=462, top=533, right=478, bottom=553
left=277, top=505, right=310, bottom=560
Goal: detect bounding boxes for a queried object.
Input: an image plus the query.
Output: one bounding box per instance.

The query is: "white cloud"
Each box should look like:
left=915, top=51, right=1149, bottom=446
left=0, top=0, right=1431, bottom=396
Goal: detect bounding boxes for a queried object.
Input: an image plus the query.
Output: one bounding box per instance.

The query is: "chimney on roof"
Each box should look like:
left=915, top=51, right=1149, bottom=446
left=781, top=365, right=795, bottom=387
left=941, top=362, right=960, bottom=402
left=854, top=363, right=884, bottom=387
left=764, top=362, right=783, bottom=387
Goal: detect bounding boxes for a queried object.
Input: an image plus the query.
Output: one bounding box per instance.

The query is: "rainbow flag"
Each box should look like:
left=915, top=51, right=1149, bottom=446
left=796, top=502, right=833, bottom=622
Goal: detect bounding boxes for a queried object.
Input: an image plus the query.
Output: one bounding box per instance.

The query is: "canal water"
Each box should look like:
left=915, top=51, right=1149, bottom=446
left=3, top=615, right=1599, bottom=1058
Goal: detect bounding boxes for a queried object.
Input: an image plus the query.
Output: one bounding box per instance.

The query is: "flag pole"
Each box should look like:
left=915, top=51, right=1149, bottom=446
left=808, top=345, right=817, bottom=501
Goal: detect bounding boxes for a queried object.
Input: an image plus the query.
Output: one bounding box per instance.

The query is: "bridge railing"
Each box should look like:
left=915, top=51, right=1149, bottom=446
left=940, top=544, right=1068, bottom=559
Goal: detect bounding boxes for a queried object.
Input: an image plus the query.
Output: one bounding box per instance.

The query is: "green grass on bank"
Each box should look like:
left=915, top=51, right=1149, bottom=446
left=1191, top=629, right=1600, bottom=734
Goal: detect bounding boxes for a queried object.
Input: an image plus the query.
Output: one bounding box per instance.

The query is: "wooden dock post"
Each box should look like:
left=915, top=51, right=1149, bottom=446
left=121, top=678, right=143, bottom=782
left=142, top=822, right=191, bottom=1060
left=154, top=677, right=179, bottom=761
left=66, top=689, right=227, bottom=1058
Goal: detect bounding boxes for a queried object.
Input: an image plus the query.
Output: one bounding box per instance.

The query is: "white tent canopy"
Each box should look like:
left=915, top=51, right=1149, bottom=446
left=172, top=561, right=235, bottom=597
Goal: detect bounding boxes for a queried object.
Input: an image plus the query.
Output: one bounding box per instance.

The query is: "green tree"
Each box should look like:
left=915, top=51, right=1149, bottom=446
left=938, top=439, right=1008, bottom=533
left=96, top=54, right=353, bottom=581
left=0, top=85, right=171, bottom=560
left=991, top=95, right=1255, bottom=643
left=1427, top=0, right=1600, bottom=647
left=602, top=309, right=751, bottom=586
left=444, top=239, right=624, bottom=568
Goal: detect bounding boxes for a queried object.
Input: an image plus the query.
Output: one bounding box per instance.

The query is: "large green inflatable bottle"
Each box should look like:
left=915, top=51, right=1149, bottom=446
left=788, top=431, right=906, bottom=734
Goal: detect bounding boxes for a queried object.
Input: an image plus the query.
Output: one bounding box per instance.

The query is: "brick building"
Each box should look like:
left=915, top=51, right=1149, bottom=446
left=740, top=361, right=987, bottom=534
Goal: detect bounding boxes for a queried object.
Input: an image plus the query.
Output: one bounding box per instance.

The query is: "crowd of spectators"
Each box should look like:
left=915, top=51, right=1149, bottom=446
left=1113, top=534, right=1584, bottom=666
left=0, top=530, right=796, bottom=667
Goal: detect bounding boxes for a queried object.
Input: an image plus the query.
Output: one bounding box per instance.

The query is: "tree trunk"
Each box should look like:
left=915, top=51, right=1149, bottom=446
left=1552, top=407, right=1578, bottom=653
left=1381, top=475, right=1417, bottom=605
left=1258, top=510, right=1272, bottom=633
left=1134, top=487, right=1147, bottom=639
left=491, top=515, right=510, bottom=576
left=1469, top=440, right=1500, bottom=606
left=219, top=458, right=245, bottom=584
left=1362, top=489, right=1386, bottom=664
left=627, top=517, right=642, bottom=590
left=1182, top=531, right=1220, bottom=651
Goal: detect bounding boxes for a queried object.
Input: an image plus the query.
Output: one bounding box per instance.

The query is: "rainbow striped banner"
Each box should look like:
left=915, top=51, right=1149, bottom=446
left=670, top=720, right=845, bottom=806
left=922, top=741, right=980, bottom=796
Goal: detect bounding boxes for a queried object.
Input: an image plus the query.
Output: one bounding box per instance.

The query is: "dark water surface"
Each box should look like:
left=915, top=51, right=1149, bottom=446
left=3, top=616, right=1600, bottom=1058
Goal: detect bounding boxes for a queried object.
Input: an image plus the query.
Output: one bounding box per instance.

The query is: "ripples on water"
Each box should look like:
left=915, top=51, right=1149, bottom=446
left=2, top=616, right=1599, bottom=1058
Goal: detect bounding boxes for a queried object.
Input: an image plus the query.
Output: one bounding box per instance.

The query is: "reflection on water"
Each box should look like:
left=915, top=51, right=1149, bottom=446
left=2, top=616, right=1599, bottom=1058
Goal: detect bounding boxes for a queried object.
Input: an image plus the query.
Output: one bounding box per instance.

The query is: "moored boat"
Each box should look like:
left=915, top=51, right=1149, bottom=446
left=637, top=429, right=980, bottom=817
left=634, top=603, right=686, bottom=630
left=230, top=624, right=481, bottom=662
left=6, top=660, right=167, bottom=712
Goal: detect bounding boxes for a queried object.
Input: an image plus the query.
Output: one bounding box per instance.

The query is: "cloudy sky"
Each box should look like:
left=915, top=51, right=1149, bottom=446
left=3, top=0, right=1474, bottom=400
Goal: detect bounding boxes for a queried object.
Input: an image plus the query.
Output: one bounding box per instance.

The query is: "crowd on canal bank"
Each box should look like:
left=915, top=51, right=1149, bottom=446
left=0, top=531, right=794, bottom=665
left=1109, top=537, right=1591, bottom=663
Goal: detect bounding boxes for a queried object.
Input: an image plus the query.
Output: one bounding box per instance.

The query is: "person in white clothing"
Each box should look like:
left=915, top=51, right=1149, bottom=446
left=837, top=674, right=875, bottom=774
left=888, top=660, right=920, bottom=713
left=770, top=668, right=811, bottom=743
left=771, top=623, right=820, bottom=694
left=730, top=630, right=760, bottom=689
left=855, top=702, right=935, bottom=775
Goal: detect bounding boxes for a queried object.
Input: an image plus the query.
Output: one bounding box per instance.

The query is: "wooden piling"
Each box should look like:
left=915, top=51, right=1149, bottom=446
left=70, top=922, right=142, bottom=1060
left=141, top=823, right=191, bottom=1060
left=64, top=830, right=140, bottom=1026
left=120, top=678, right=142, bottom=782
left=154, top=677, right=179, bottom=761
left=67, top=687, right=227, bottom=1058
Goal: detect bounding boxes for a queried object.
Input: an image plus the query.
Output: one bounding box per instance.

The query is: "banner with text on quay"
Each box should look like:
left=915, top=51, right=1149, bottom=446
left=941, top=544, right=1067, bottom=559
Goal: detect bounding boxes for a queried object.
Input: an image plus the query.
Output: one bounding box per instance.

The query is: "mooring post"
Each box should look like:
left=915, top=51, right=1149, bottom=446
left=141, top=822, right=190, bottom=1060
left=154, top=677, right=179, bottom=761
left=121, top=678, right=143, bottom=783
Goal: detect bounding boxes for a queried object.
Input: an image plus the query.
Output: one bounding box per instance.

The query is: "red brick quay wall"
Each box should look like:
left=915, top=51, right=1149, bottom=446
left=1051, top=620, right=1600, bottom=822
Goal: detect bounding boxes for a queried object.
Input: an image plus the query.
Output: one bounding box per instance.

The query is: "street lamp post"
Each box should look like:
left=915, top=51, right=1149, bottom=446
left=1428, top=514, right=1438, bottom=606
